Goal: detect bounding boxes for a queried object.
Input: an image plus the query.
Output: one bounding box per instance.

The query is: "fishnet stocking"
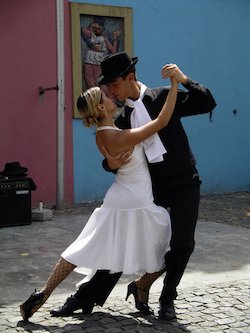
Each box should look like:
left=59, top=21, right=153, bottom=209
left=135, top=268, right=166, bottom=303
left=30, top=257, right=76, bottom=315
left=42, top=257, right=76, bottom=297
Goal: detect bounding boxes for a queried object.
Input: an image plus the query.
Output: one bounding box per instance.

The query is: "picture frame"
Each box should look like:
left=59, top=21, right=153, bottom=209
left=70, top=3, right=133, bottom=118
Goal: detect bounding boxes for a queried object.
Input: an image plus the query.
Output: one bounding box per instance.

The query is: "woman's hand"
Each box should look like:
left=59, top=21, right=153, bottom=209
left=161, top=63, right=188, bottom=84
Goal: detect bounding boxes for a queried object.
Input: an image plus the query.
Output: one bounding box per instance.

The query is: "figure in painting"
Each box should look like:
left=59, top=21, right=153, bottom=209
left=81, top=17, right=121, bottom=88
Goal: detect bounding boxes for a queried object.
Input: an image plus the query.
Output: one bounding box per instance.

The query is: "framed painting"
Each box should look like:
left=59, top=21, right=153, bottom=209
left=70, top=3, right=133, bottom=118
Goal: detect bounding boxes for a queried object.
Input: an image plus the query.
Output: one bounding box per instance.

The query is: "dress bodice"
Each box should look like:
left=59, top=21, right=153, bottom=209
left=97, top=126, right=153, bottom=209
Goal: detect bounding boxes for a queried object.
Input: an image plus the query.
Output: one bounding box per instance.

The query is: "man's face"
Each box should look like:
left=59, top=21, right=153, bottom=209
left=106, top=77, right=130, bottom=101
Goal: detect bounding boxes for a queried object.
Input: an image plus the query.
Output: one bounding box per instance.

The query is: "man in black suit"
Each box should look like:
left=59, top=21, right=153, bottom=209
left=51, top=52, right=216, bottom=320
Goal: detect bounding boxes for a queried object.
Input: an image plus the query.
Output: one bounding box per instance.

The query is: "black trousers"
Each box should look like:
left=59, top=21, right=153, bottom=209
left=150, top=163, right=201, bottom=304
left=74, top=270, right=122, bottom=306
left=75, top=167, right=200, bottom=306
left=158, top=184, right=200, bottom=304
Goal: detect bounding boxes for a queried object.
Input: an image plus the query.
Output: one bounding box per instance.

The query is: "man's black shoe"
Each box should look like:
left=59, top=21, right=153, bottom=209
left=158, top=302, right=176, bottom=321
left=50, top=295, right=94, bottom=317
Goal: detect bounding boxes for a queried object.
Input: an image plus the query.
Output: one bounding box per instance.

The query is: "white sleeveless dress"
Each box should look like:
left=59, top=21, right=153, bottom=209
left=62, top=126, right=171, bottom=275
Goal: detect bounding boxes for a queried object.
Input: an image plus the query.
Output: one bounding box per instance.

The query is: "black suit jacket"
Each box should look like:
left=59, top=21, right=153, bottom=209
left=114, top=78, right=216, bottom=183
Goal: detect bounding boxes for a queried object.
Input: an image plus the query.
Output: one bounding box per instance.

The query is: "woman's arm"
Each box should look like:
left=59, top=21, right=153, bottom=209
left=102, top=76, right=178, bottom=154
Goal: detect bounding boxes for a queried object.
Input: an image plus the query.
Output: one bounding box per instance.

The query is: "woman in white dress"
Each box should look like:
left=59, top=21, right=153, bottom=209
left=20, top=73, right=178, bottom=321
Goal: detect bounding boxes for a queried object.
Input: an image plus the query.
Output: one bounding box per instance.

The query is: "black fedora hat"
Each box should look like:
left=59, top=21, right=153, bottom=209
left=0, top=161, right=28, bottom=176
left=98, top=51, right=138, bottom=85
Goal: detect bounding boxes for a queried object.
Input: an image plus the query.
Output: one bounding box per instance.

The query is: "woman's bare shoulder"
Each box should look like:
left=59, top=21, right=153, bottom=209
left=96, top=128, right=131, bottom=155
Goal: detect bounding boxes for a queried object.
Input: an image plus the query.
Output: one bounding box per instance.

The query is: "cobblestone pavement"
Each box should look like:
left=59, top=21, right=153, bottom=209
left=0, top=192, right=250, bottom=332
left=1, top=279, right=249, bottom=333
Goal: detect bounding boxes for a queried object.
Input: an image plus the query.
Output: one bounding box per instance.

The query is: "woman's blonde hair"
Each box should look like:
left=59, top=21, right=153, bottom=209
left=77, top=87, right=102, bottom=127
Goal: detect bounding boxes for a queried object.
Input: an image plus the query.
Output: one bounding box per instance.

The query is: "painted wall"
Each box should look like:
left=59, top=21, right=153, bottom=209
left=0, top=0, right=74, bottom=206
left=72, top=0, right=250, bottom=202
left=1, top=0, right=249, bottom=206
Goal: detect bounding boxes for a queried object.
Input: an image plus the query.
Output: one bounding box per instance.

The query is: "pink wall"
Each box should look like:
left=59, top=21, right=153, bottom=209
left=0, top=0, right=74, bottom=206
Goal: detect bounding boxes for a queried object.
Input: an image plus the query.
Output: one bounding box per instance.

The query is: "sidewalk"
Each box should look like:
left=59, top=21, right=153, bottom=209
left=0, top=192, right=250, bottom=332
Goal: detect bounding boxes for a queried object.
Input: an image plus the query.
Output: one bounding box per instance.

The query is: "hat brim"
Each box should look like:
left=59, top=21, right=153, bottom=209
left=98, top=57, right=138, bottom=85
left=0, top=167, right=28, bottom=176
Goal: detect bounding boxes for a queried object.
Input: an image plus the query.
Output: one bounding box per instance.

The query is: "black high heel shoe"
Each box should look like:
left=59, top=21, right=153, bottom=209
left=126, top=282, right=153, bottom=315
left=20, top=290, right=45, bottom=321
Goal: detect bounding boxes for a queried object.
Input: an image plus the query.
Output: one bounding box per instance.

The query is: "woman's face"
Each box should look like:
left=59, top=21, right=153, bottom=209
left=100, top=91, right=117, bottom=113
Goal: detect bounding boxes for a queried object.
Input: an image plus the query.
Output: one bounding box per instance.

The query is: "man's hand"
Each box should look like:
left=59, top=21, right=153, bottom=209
left=101, top=146, right=132, bottom=170
left=161, top=63, right=188, bottom=84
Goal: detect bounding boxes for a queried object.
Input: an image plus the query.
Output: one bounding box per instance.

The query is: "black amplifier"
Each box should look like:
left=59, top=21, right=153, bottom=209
left=0, top=177, right=35, bottom=227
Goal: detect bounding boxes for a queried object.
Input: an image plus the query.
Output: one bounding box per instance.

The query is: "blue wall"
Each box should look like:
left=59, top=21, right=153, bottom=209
left=73, top=0, right=250, bottom=202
